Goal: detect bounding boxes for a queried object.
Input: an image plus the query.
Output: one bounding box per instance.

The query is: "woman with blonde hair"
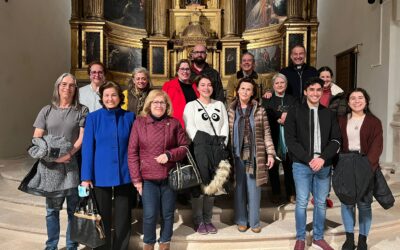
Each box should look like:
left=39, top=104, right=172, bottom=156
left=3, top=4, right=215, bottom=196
left=128, top=89, right=188, bottom=250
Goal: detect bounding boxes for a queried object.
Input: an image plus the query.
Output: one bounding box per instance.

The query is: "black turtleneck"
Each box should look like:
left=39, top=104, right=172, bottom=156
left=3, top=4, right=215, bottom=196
left=179, top=80, right=197, bottom=103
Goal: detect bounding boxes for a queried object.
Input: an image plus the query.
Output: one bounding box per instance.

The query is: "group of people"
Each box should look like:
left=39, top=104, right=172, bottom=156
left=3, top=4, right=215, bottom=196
left=32, top=43, right=383, bottom=250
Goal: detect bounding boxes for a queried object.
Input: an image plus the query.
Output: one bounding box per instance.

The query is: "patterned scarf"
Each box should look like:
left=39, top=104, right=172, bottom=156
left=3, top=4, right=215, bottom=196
left=237, top=102, right=254, bottom=171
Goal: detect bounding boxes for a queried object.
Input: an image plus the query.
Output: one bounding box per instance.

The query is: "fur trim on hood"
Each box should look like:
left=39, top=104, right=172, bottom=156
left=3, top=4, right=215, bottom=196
left=202, top=160, right=231, bottom=195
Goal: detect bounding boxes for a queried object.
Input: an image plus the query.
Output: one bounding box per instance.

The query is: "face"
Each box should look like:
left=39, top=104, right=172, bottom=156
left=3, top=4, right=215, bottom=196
left=177, top=62, right=191, bottom=82
left=304, top=83, right=323, bottom=106
left=319, top=70, right=332, bottom=88
left=58, top=76, right=76, bottom=101
left=273, top=77, right=287, bottom=95
left=89, top=64, right=105, bottom=86
left=102, top=87, right=120, bottom=109
left=150, top=95, right=167, bottom=117
left=238, top=82, right=254, bottom=104
left=240, top=54, right=255, bottom=73
left=191, top=45, right=207, bottom=65
left=133, top=72, right=148, bottom=90
left=290, top=46, right=306, bottom=66
left=197, top=78, right=213, bottom=99
left=348, top=91, right=367, bottom=114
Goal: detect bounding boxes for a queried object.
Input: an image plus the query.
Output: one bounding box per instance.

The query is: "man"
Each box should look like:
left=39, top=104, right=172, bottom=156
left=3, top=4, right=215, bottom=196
left=190, top=44, right=225, bottom=102
left=285, top=77, right=341, bottom=250
left=79, top=61, right=106, bottom=112
left=280, top=45, right=318, bottom=99
left=226, top=52, right=271, bottom=106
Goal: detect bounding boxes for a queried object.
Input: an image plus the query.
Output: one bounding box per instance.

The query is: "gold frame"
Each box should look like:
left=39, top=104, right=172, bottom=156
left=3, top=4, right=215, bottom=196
left=82, top=26, right=104, bottom=68
left=149, top=45, right=168, bottom=78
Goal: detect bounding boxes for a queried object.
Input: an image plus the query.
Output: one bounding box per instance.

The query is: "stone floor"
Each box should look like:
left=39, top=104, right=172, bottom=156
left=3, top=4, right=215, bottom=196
left=0, top=156, right=399, bottom=250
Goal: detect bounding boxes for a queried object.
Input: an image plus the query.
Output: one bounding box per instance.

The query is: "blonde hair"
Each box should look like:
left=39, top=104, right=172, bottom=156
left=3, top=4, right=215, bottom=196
left=140, top=89, right=173, bottom=117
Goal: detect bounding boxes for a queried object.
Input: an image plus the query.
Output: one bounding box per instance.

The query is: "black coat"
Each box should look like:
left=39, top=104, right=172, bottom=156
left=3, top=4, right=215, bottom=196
left=190, top=63, right=225, bottom=102
left=280, top=64, right=318, bottom=98
left=373, top=168, right=395, bottom=209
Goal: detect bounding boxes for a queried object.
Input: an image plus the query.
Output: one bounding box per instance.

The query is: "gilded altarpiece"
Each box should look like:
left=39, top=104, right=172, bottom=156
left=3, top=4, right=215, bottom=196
left=70, top=0, right=318, bottom=87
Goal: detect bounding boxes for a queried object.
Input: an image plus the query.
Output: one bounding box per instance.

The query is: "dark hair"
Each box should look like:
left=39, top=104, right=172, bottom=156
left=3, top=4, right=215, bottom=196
left=317, top=66, right=334, bottom=78
left=98, top=81, right=125, bottom=108
left=290, top=44, right=306, bottom=54
left=193, top=74, right=213, bottom=87
left=236, top=77, right=258, bottom=101
left=303, top=77, right=324, bottom=91
left=346, top=88, right=372, bottom=115
left=175, top=59, right=191, bottom=76
left=87, top=61, right=106, bottom=75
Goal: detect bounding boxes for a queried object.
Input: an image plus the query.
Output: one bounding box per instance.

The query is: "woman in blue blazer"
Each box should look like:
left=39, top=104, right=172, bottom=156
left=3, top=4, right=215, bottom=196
left=81, top=81, right=135, bottom=250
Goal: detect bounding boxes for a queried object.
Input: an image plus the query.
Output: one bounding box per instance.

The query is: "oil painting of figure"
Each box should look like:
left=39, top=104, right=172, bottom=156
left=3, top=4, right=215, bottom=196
left=104, top=0, right=145, bottom=29
left=246, top=0, right=287, bottom=30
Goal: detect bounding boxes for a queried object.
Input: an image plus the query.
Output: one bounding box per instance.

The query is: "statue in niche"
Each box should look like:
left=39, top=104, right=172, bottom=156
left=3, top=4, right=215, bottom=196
left=187, top=0, right=202, bottom=5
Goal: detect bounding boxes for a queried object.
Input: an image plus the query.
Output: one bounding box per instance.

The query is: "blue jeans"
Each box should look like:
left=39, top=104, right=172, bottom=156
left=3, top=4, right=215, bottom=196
left=341, top=201, right=372, bottom=236
left=142, top=180, right=176, bottom=245
left=292, top=162, right=331, bottom=240
left=234, top=158, right=261, bottom=229
left=45, top=190, right=79, bottom=250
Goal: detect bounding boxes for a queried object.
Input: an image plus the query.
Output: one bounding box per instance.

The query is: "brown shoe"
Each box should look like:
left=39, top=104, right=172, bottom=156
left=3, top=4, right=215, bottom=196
left=159, top=242, right=170, bottom=250
left=251, top=227, right=262, bottom=233
left=143, top=243, right=154, bottom=250
left=289, top=195, right=296, bottom=204
left=237, top=225, right=248, bottom=232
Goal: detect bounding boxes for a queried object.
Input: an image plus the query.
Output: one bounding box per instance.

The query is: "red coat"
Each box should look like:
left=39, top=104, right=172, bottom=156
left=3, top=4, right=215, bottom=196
left=127, top=115, right=189, bottom=184
left=162, top=77, right=199, bottom=128
left=338, top=114, right=383, bottom=171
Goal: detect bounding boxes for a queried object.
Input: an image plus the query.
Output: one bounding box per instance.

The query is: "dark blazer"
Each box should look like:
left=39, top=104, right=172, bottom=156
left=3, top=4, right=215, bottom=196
left=280, top=64, right=318, bottom=98
left=285, top=102, right=341, bottom=165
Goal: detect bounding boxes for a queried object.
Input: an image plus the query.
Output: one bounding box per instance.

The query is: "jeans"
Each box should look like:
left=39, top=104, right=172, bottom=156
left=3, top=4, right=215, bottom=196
left=341, top=201, right=372, bottom=236
left=142, top=179, right=176, bottom=244
left=45, top=190, right=79, bottom=250
left=292, top=162, right=331, bottom=240
left=192, top=195, right=215, bottom=225
left=234, top=158, right=261, bottom=229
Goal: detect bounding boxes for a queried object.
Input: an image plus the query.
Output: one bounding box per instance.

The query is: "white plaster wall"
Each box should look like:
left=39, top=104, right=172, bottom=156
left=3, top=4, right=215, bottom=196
left=317, top=0, right=398, bottom=162
left=0, top=1, right=71, bottom=158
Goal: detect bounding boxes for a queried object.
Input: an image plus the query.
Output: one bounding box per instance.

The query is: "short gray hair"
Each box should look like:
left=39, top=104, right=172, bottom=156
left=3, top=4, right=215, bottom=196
left=128, top=67, right=152, bottom=91
left=51, top=73, right=80, bottom=108
left=272, top=73, right=288, bottom=85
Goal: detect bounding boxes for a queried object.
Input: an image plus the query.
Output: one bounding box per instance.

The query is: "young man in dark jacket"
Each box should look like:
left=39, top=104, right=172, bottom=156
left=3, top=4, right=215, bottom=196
left=284, top=77, right=341, bottom=250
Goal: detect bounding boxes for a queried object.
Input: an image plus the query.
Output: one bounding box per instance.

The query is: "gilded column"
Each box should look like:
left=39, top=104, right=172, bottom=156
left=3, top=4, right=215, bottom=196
left=86, top=0, right=103, bottom=19
left=287, top=0, right=303, bottom=21
left=71, top=0, right=79, bottom=19
left=310, top=0, right=317, bottom=22
left=173, top=0, right=181, bottom=9
left=223, top=0, right=237, bottom=37
left=153, top=0, right=167, bottom=36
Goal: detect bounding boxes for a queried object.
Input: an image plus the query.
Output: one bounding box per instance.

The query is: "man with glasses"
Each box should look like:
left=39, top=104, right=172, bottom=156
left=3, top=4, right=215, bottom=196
left=190, top=44, right=225, bottom=102
left=79, top=61, right=106, bottom=112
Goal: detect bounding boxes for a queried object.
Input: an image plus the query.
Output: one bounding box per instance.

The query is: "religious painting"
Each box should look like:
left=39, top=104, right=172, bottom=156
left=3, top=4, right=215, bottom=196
left=225, top=48, right=237, bottom=75
left=151, top=47, right=165, bottom=75
left=85, top=32, right=100, bottom=65
left=104, top=0, right=145, bottom=29
left=245, top=0, right=287, bottom=30
left=108, top=44, right=142, bottom=73
left=249, top=44, right=282, bottom=73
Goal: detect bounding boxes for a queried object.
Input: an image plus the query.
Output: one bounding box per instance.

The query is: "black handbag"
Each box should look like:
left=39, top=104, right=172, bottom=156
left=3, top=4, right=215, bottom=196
left=70, top=188, right=106, bottom=248
left=168, top=146, right=202, bottom=191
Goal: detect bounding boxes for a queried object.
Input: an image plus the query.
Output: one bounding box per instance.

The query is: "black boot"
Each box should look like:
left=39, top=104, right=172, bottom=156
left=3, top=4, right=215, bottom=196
left=342, top=232, right=355, bottom=250
left=357, top=234, right=367, bottom=250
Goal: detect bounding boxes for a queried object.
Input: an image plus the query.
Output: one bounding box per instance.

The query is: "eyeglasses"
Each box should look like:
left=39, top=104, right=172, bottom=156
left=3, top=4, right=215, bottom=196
left=152, top=101, right=167, bottom=106
left=179, top=68, right=191, bottom=71
left=90, top=71, right=104, bottom=75
left=192, top=51, right=206, bottom=55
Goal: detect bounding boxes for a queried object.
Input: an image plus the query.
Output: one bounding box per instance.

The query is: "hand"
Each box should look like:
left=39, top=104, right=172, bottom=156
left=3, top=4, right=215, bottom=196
left=134, top=182, right=143, bottom=196
left=155, top=154, right=168, bottom=164
left=309, top=157, right=325, bottom=171
left=263, top=91, right=272, bottom=99
left=280, top=112, right=287, bottom=124
left=266, top=155, right=275, bottom=169
left=81, top=180, right=93, bottom=188
left=54, top=153, right=71, bottom=163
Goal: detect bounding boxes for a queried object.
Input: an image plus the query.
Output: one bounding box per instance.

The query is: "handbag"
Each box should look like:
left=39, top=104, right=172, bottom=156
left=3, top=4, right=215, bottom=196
left=168, top=146, right=202, bottom=191
left=373, top=168, right=395, bottom=210
left=70, top=188, right=106, bottom=248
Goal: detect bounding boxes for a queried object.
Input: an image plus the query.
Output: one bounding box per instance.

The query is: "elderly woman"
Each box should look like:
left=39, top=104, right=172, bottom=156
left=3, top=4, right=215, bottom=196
left=128, top=89, right=188, bottom=250
left=32, top=73, right=88, bottom=250
left=122, top=67, right=153, bottom=114
left=228, top=77, right=275, bottom=233
left=162, top=59, right=199, bottom=128
left=81, top=81, right=135, bottom=250
left=262, top=73, right=298, bottom=204
left=337, top=88, right=383, bottom=250
left=183, top=75, right=230, bottom=235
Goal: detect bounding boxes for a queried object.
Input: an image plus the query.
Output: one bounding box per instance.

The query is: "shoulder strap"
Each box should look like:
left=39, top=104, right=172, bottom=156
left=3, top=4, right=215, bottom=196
left=195, top=100, right=218, bottom=137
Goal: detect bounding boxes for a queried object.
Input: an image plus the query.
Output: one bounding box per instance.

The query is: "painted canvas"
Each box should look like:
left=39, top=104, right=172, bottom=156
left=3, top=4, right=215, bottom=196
left=108, top=44, right=142, bottom=73
left=249, top=44, right=282, bottom=73
left=104, top=0, right=145, bottom=29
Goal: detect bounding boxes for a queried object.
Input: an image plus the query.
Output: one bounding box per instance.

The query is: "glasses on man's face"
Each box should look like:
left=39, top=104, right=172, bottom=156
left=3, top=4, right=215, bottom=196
left=90, top=71, right=104, bottom=75
left=152, top=101, right=167, bottom=106
left=179, top=68, right=191, bottom=72
left=192, top=51, right=206, bottom=55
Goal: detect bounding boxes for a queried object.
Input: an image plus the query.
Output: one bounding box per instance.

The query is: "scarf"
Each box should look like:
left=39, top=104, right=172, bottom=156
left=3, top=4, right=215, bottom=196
left=236, top=102, right=254, bottom=173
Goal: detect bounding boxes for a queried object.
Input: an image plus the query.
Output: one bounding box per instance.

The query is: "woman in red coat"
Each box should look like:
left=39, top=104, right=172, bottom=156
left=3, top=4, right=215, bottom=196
left=338, top=88, right=383, bottom=250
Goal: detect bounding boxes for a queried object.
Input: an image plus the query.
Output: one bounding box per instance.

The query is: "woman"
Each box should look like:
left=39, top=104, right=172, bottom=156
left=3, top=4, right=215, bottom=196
left=81, top=81, right=135, bottom=250
left=183, top=75, right=230, bottom=235
left=122, top=66, right=153, bottom=114
left=318, top=66, right=346, bottom=116
left=162, top=59, right=199, bottom=128
left=128, top=90, right=188, bottom=250
left=262, top=73, right=297, bottom=204
left=228, top=77, right=275, bottom=233
left=32, top=73, right=88, bottom=250
left=338, top=88, right=383, bottom=250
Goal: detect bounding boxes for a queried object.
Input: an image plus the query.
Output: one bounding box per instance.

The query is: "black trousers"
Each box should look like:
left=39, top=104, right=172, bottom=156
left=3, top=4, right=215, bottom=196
left=94, top=183, right=133, bottom=250
left=269, top=154, right=295, bottom=198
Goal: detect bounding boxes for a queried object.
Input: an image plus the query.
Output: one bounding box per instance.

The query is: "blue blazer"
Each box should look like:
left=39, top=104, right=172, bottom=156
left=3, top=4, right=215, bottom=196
left=81, top=108, right=135, bottom=187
